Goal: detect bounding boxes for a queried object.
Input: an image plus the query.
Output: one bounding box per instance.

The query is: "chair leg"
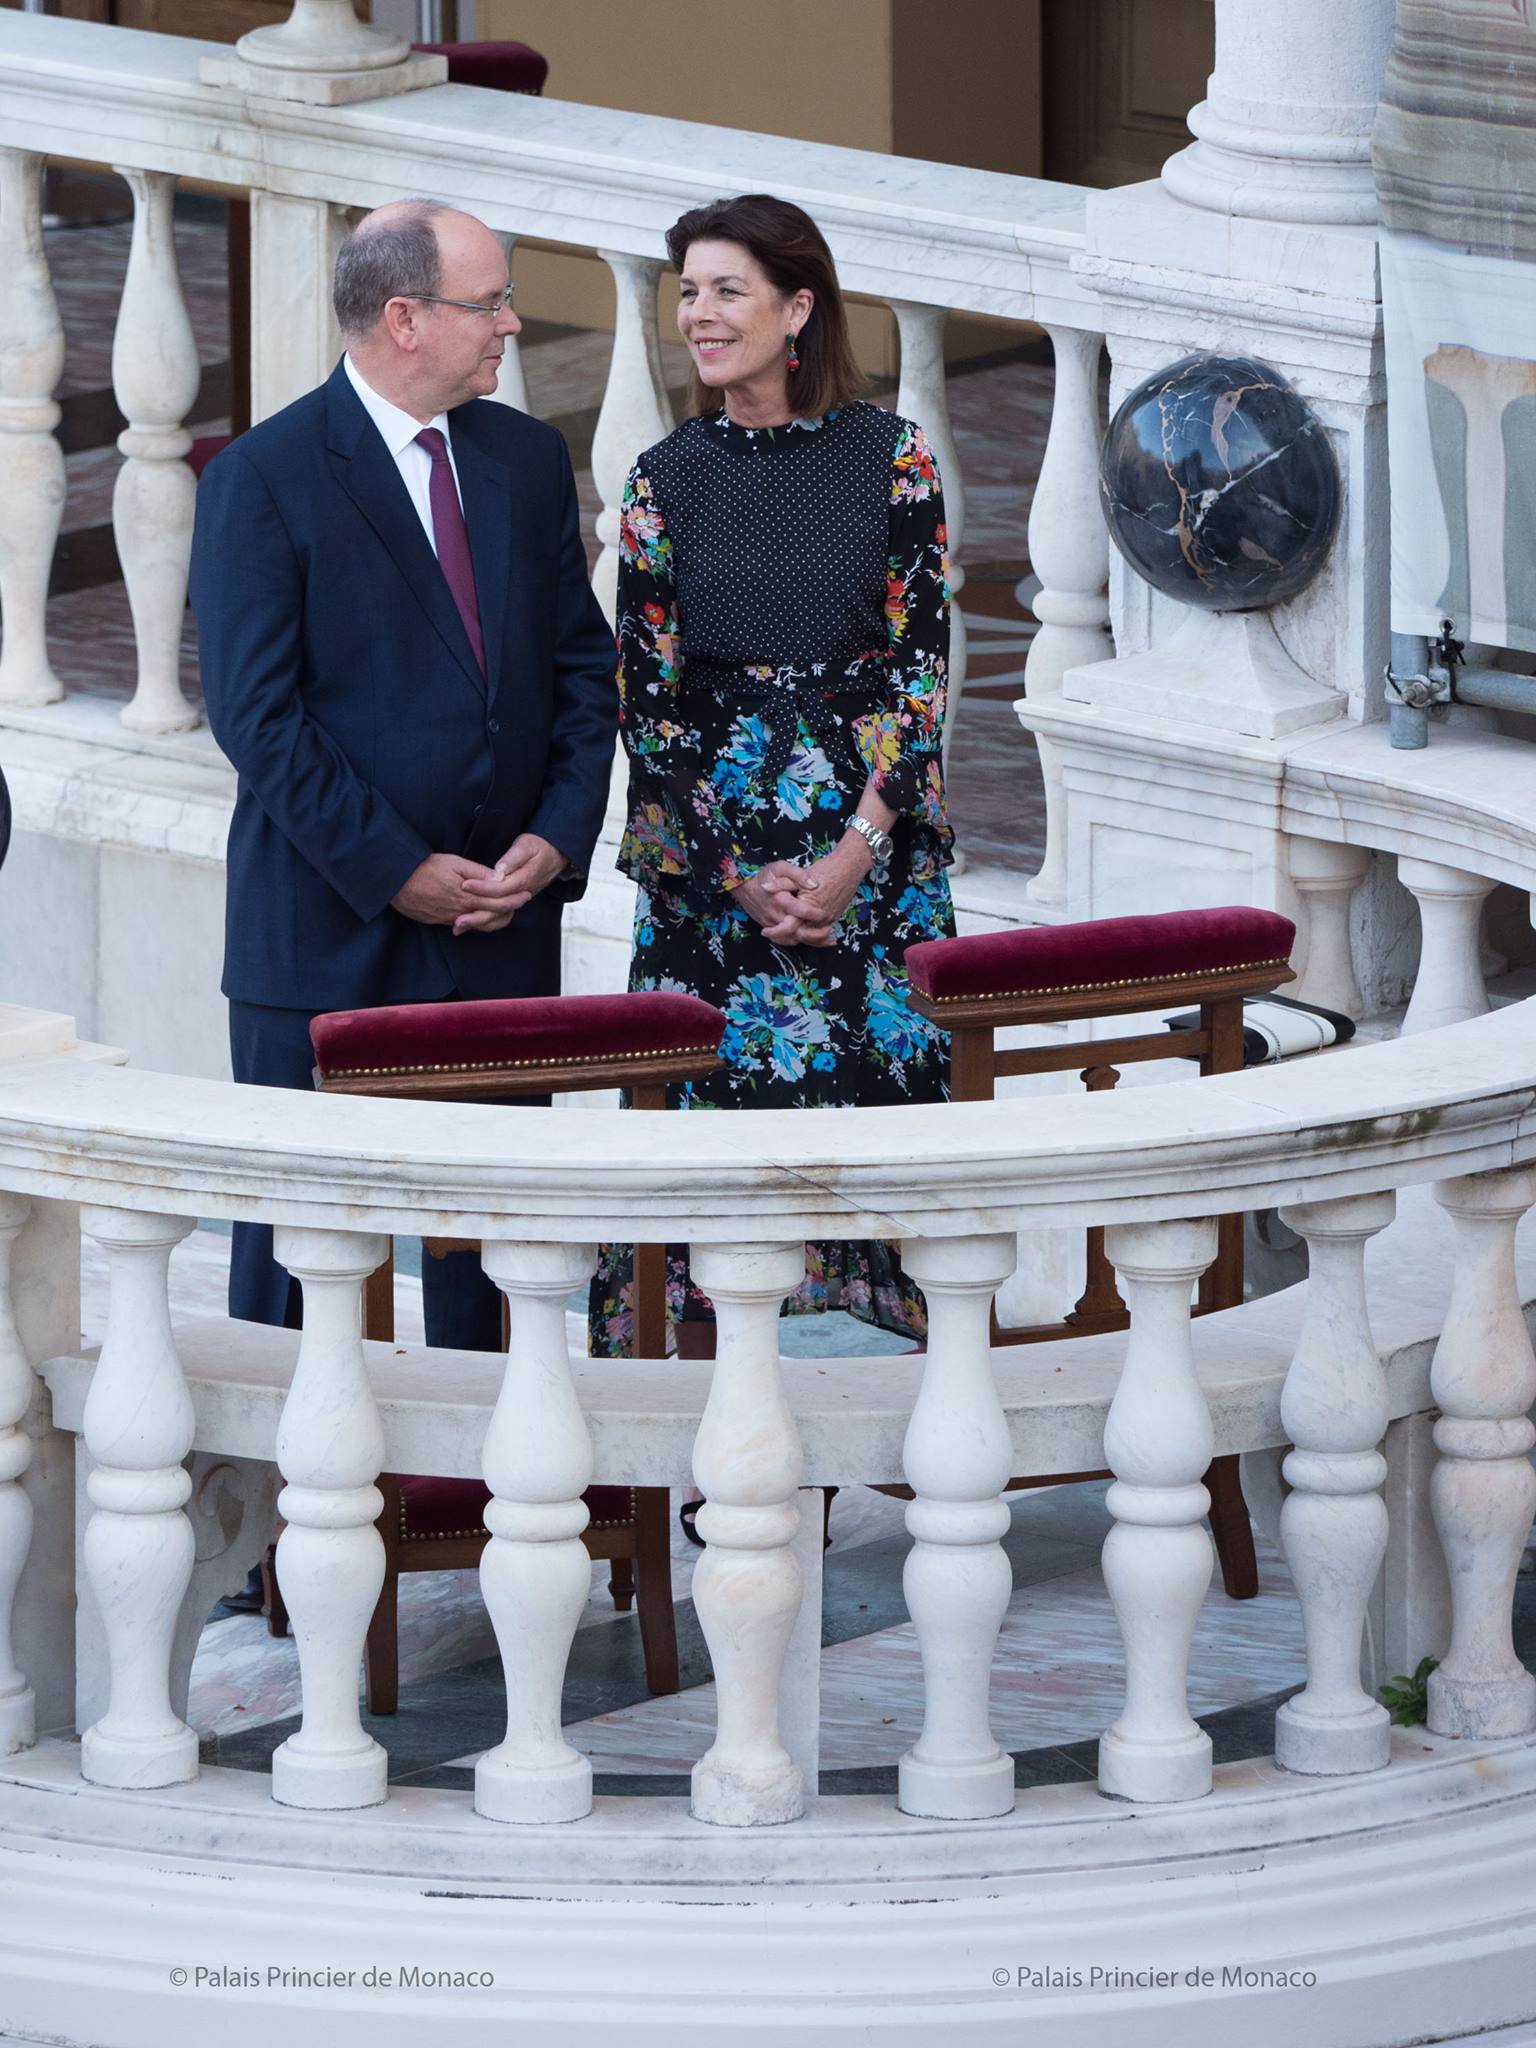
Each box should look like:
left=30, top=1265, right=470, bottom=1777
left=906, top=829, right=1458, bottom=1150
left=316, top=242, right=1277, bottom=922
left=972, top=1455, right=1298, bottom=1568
left=1206, top=1453, right=1259, bottom=1600
left=608, top=1554, right=635, bottom=1613
left=364, top=1570, right=401, bottom=1716
left=260, top=1543, right=288, bottom=1638
left=634, top=1487, right=680, bottom=1696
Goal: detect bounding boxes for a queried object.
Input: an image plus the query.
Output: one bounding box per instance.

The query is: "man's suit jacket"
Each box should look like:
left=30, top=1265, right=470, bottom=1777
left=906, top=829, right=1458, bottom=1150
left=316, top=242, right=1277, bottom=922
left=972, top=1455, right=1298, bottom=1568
left=189, top=360, right=618, bottom=1012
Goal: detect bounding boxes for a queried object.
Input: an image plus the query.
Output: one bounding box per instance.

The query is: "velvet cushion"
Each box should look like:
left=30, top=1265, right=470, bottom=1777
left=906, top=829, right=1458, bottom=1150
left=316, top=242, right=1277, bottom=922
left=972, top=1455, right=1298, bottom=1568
left=311, top=991, right=726, bottom=1081
left=187, top=434, right=234, bottom=480
left=906, top=906, right=1295, bottom=1004
left=412, top=40, right=548, bottom=93
left=396, top=1474, right=634, bottom=1541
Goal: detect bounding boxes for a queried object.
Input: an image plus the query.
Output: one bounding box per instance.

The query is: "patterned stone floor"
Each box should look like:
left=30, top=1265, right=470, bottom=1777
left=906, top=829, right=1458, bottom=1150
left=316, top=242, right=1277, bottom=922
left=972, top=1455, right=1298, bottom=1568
left=31, top=190, right=1052, bottom=875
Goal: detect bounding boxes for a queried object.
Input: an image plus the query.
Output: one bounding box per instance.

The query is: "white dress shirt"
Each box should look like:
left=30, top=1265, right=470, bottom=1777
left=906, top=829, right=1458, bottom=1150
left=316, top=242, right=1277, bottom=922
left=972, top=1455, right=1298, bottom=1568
left=342, top=353, right=463, bottom=555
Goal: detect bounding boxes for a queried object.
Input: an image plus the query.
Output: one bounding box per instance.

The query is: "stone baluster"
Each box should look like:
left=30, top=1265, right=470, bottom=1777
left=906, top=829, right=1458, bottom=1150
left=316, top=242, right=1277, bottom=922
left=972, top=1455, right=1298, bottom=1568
left=892, top=302, right=968, bottom=841
left=111, top=168, right=201, bottom=735
left=590, top=252, right=675, bottom=623
left=1426, top=1170, right=1536, bottom=1740
left=688, top=1242, right=806, bottom=1826
left=1023, top=324, right=1112, bottom=914
left=1398, top=858, right=1496, bottom=1036
left=896, top=1234, right=1017, bottom=1819
left=0, top=148, right=66, bottom=709
left=0, top=1196, right=35, bottom=1755
left=1098, top=1217, right=1218, bottom=1802
left=1274, top=1192, right=1395, bottom=1774
left=490, top=233, right=530, bottom=414
left=475, top=1239, right=598, bottom=1825
left=1288, top=838, right=1370, bottom=1017
left=270, top=1227, right=390, bottom=1809
left=78, top=1207, right=198, bottom=1789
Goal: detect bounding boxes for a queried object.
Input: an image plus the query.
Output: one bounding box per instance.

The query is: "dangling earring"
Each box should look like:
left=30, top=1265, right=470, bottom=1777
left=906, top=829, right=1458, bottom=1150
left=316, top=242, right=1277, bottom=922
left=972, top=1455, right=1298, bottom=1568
left=785, top=329, right=801, bottom=372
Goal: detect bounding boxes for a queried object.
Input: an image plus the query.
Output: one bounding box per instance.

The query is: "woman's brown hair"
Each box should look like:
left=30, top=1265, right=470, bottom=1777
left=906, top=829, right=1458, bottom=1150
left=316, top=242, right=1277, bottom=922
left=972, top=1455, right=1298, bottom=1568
left=665, top=193, right=866, bottom=421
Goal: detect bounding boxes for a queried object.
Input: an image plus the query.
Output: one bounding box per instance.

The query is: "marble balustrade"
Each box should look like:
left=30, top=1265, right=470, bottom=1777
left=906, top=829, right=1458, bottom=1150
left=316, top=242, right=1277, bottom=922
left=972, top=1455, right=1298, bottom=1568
left=0, top=9, right=1107, bottom=871
left=1, top=972, right=1535, bottom=1837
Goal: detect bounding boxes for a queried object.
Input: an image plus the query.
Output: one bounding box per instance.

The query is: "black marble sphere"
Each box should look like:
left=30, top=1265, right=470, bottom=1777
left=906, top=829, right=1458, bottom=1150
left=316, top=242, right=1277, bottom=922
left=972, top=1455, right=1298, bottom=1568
left=1099, top=353, right=1340, bottom=611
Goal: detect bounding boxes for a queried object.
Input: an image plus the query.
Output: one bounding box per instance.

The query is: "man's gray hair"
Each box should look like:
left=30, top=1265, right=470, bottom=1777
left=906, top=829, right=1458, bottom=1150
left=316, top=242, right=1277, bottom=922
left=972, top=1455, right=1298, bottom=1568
left=333, top=200, right=447, bottom=336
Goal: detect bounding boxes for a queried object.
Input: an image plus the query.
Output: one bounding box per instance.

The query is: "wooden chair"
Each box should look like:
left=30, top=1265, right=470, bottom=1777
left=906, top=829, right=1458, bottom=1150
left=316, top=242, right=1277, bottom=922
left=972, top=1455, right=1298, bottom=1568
left=903, top=904, right=1300, bottom=1600
left=290, top=988, right=727, bottom=1713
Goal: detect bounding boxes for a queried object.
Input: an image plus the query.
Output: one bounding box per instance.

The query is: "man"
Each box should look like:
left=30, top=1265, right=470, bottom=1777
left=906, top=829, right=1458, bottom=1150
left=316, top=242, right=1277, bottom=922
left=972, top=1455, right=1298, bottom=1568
left=190, top=199, right=617, bottom=1350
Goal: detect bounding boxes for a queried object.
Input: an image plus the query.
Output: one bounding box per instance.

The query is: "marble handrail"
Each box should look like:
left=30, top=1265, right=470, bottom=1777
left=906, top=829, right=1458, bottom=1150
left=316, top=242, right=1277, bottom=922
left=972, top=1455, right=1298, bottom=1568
left=0, top=16, right=1094, bottom=316
left=0, top=997, right=1533, bottom=1241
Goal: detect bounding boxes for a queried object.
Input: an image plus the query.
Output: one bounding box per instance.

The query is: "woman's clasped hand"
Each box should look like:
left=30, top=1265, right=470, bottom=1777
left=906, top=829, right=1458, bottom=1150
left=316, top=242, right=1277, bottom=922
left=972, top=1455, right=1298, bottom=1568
left=735, top=840, right=872, bottom=947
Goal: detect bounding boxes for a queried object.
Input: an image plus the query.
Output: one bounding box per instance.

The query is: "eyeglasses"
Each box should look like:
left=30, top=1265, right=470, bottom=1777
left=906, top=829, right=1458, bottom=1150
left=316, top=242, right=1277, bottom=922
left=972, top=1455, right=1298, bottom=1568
left=401, top=286, right=516, bottom=317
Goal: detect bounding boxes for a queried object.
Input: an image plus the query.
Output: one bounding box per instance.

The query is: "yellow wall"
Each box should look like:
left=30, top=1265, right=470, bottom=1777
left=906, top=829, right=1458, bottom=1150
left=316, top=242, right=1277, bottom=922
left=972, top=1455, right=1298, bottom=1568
left=480, top=0, right=1042, bottom=369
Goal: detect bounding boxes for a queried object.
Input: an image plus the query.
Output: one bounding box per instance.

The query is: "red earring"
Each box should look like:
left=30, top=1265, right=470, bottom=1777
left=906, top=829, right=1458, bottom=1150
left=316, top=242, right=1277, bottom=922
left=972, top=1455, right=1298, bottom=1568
left=786, top=329, right=800, bottom=372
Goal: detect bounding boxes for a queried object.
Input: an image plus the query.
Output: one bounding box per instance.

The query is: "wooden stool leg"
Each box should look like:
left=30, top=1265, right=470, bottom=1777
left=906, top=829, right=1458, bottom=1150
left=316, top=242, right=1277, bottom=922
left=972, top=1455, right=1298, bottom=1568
left=364, top=1571, right=400, bottom=1716
left=1206, top=1453, right=1259, bottom=1600
left=608, top=1554, right=635, bottom=1613
left=634, top=1487, right=680, bottom=1696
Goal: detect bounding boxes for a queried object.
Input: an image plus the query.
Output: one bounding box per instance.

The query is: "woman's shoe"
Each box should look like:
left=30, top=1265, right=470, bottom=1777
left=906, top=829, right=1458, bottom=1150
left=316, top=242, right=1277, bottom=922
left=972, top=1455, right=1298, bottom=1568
left=679, top=1498, right=706, bottom=1548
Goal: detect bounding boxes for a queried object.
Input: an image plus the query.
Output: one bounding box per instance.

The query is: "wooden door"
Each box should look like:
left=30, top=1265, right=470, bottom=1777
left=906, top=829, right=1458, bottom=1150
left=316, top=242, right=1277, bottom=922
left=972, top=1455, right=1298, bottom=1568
left=1042, top=0, right=1214, bottom=188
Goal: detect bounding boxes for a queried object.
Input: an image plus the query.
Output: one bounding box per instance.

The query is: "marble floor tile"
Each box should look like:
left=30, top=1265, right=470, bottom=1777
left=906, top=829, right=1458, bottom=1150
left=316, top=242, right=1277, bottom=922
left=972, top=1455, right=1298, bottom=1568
left=531, top=1539, right=1303, bottom=1775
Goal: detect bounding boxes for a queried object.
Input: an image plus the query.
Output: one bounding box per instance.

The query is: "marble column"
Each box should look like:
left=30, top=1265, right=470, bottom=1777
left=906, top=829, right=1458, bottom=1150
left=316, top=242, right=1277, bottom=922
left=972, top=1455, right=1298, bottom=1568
left=1426, top=1170, right=1536, bottom=1741
left=896, top=1233, right=1017, bottom=1820
left=78, top=1208, right=198, bottom=1790
left=270, top=1226, right=390, bottom=1810
left=1161, top=0, right=1395, bottom=227
left=591, top=252, right=674, bottom=624
left=688, top=1241, right=805, bottom=1827
left=1274, top=1191, right=1395, bottom=1775
left=1098, top=1217, right=1218, bottom=1803
left=1288, top=837, right=1370, bottom=1018
left=475, top=1239, right=598, bottom=1826
left=1023, top=324, right=1111, bottom=914
left=0, top=1196, right=35, bottom=1755
left=490, top=235, right=529, bottom=414
left=1398, top=858, right=1496, bottom=1036
left=0, top=148, right=65, bottom=710
left=111, top=168, right=200, bottom=735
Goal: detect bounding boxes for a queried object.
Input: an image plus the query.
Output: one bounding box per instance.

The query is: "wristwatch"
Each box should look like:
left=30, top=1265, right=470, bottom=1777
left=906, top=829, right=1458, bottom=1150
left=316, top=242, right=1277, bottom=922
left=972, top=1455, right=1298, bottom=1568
left=845, top=814, right=895, bottom=866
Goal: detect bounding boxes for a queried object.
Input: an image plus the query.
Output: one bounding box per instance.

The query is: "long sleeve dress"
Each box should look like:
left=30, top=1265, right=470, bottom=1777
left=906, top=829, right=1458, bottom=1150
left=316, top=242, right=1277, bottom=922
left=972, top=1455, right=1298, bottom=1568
left=588, top=400, right=956, bottom=1351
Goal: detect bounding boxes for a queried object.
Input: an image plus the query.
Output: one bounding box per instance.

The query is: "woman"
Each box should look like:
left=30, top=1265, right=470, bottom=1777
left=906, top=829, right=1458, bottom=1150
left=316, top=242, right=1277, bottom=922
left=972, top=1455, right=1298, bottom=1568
left=589, top=192, right=954, bottom=1361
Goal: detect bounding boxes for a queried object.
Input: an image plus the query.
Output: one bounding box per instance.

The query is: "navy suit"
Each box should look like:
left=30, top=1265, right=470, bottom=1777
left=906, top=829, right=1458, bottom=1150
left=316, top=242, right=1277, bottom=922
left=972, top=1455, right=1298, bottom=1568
left=190, top=360, right=617, bottom=1338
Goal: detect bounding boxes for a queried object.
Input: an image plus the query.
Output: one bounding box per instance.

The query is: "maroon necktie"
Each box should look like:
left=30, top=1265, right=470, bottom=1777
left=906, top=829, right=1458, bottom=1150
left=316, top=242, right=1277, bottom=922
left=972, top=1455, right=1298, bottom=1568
left=415, top=426, right=485, bottom=674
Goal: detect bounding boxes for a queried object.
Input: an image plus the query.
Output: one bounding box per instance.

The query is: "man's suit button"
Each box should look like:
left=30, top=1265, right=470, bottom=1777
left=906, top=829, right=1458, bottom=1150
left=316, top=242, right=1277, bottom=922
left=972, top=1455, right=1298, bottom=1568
left=487, top=718, right=501, bottom=735
left=472, top=803, right=483, bottom=818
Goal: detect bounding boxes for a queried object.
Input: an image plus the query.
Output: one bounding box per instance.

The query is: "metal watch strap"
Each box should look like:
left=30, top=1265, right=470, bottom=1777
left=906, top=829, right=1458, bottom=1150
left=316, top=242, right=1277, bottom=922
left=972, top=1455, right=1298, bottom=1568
left=846, top=814, right=894, bottom=864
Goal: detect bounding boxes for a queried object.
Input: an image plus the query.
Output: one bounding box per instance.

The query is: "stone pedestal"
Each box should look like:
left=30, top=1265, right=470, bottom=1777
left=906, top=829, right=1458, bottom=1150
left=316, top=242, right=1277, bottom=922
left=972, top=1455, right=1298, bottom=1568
left=200, top=1, right=446, bottom=105
left=1021, top=0, right=1392, bottom=943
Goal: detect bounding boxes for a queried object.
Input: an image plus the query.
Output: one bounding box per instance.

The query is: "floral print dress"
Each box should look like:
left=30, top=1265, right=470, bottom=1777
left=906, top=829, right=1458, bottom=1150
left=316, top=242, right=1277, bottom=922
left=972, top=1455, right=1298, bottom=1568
left=588, top=401, right=955, bottom=1352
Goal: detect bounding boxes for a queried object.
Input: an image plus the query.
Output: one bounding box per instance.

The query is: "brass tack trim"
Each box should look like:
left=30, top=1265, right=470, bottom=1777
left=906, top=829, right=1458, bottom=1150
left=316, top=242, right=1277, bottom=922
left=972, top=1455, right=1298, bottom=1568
left=917, top=955, right=1289, bottom=1008
left=398, top=1486, right=637, bottom=1542
left=326, top=1042, right=720, bottom=1081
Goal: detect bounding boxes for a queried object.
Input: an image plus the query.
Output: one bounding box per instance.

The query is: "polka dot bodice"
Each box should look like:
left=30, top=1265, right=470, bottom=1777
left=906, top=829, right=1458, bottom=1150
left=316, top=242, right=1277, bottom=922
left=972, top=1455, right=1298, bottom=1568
left=613, top=399, right=951, bottom=893
left=640, top=403, right=898, bottom=666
